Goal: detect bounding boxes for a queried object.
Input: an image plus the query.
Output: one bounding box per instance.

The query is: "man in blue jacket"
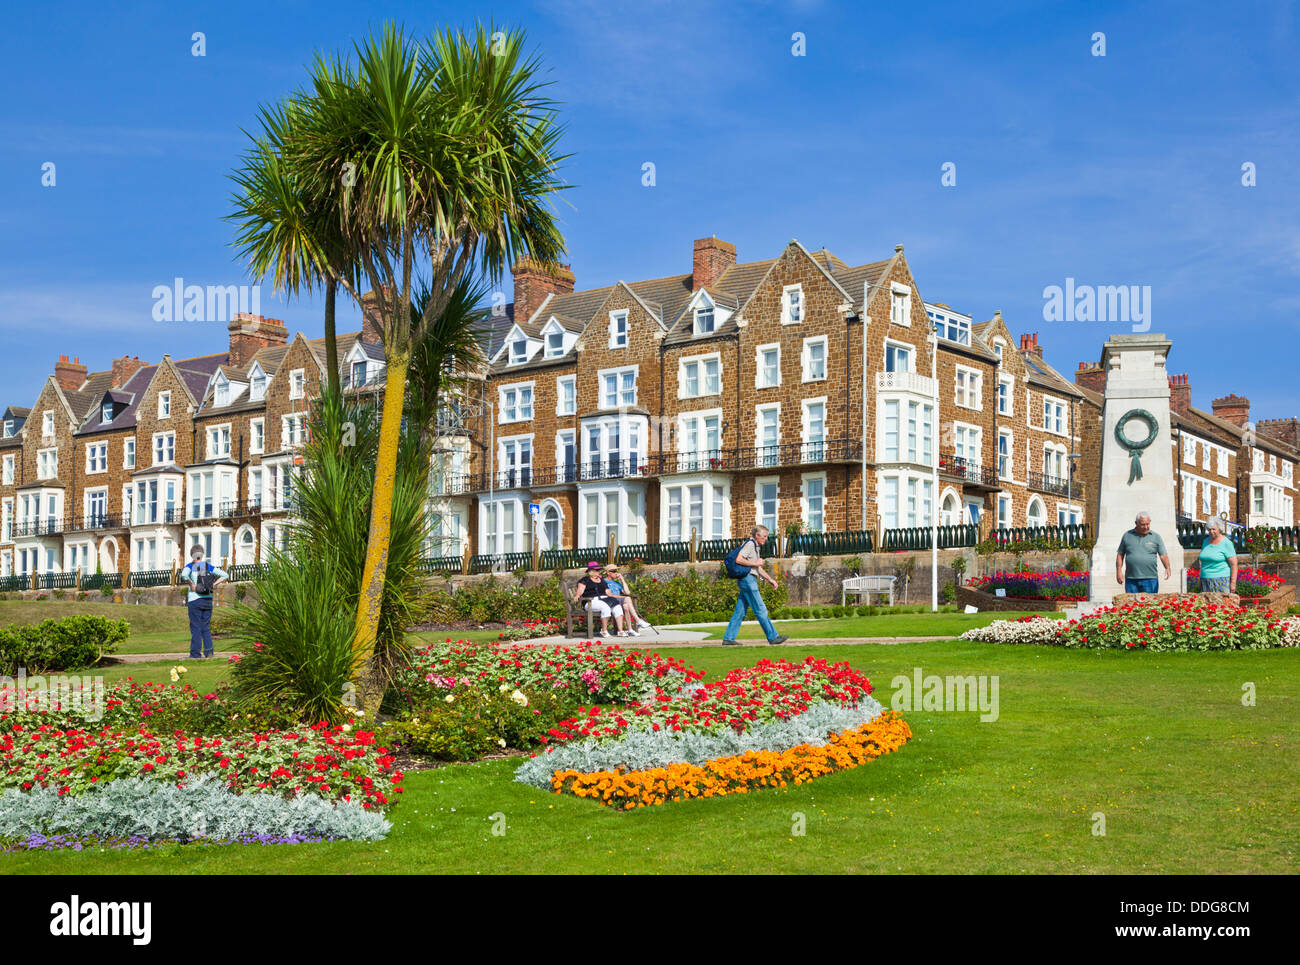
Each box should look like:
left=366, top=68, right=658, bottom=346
left=179, top=545, right=229, bottom=659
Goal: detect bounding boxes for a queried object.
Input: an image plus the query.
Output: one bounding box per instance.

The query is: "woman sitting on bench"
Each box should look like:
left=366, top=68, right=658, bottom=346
left=602, top=564, right=651, bottom=636
left=572, top=561, right=626, bottom=638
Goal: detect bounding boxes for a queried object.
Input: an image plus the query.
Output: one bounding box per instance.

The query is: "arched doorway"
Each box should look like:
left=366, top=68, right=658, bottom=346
left=235, top=526, right=257, bottom=565
left=940, top=491, right=961, bottom=526
left=539, top=501, right=563, bottom=551
left=1027, top=497, right=1046, bottom=527
left=98, top=537, right=118, bottom=574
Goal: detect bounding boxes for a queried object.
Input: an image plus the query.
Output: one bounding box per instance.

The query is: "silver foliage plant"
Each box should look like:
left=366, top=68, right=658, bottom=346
left=0, top=775, right=390, bottom=842
left=514, top=696, right=886, bottom=788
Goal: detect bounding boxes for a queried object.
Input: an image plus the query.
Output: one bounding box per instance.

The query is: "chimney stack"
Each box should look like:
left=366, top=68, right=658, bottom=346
left=1211, top=393, right=1251, bottom=427
left=227, top=314, right=289, bottom=369
left=1018, top=332, right=1043, bottom=358
left=1075, top=360, right=1107, bottom=396
left=1168, top=373, right=1191, bottom=415
left=54, top=355, right=88, bottom=391
left=111, top=355, right=147, bottom=389
left=1256, top=417, right=1300, bottom=449
left=511, top=257, right=576, bottom=327
left=692, top=236, right=737, bottom=291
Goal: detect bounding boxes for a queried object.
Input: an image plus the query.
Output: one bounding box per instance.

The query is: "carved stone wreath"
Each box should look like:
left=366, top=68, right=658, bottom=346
left=1114, top=409, right=1159, bottom=484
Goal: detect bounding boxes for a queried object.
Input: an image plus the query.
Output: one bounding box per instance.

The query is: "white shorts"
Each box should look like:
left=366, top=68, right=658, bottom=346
left=590, top=598, right=623, bottom=619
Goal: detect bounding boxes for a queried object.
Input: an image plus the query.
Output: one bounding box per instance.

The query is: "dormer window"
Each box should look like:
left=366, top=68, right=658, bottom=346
left=2, top=419, right=12, bottom=438
left=509, top=335, right=529, bottom=365
left=545, top=328, right=564, bottom=358
left=249, top=366, right=266, bottom=401
left=352, top=361, right=367, bottom=386
left=609, top=311, right=629, bottom=349
left=782, top=286, right=803, bottom=325
left=101, top=402, right=113, bottom=424
left=214, top=376, right=229, bottom=407
left=695, top=305, right=715, bottom=335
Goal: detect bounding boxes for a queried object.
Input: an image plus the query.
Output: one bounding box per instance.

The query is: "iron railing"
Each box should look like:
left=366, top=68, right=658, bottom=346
left=129, top=569, right=176, bottom=589
left=1027, top=471, right=1085, bottom=499
left=991, top=524, right=1091, bottom=549
left=788, top=530, right=874, bottom=555
left=65, top=513, right=128, bottom=532
left=81, top=572, right=122, bottom=590
left=938, top=453, right=1001, bottom=489
left=11, top=519, right=64, bottom=538
left=881, top=524, right=979, bottom=551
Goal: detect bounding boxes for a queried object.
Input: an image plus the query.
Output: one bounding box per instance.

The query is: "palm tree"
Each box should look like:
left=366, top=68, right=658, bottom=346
left=234, top=22, right=568, bottom=709
left=228, top=88, right=356, bottom=393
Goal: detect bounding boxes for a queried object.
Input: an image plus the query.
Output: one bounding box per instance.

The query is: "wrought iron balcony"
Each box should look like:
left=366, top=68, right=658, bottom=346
left=939, top=452, right=1001, bottom=490
left=11, top=518, right=64, bottom=538
left=1027, top=470, right=1085, bottom=499
left=65, top=513, right=128, bottom=532
left=429, top=439, right=863, bottom=495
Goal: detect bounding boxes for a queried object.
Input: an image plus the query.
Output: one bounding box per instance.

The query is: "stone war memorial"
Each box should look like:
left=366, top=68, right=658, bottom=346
left=1088, top=333, right=1186, bottom=602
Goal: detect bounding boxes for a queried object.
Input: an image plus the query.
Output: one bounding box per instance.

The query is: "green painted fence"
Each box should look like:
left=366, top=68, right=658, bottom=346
left=882, top=524, right=979, bottom=551
left=787, top=530, right=874, bottom=555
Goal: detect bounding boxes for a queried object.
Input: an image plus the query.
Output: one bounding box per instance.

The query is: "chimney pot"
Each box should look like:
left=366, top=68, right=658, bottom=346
left=510, top=257, right=577, bottom=328
left=691, top=237, right=737, bottom=292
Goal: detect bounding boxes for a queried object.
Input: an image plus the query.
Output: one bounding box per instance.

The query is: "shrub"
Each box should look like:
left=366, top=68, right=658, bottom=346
left=0, top=616, right=128, bottom=674
left=377, top=687, right=582, bottom=762
left=99, top=585, right=114, bottom=598
left=52, top=590, right=65, bottom=601
left=941, top=581, right=956, bottom=603
left=228, top=552, right=358, bottom=725
left=967, top=570, right=1088, bottom=601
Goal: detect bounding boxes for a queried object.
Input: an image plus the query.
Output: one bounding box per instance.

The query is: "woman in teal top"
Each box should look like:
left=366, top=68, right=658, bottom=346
left=1197, top=518, right=1237, bottom=594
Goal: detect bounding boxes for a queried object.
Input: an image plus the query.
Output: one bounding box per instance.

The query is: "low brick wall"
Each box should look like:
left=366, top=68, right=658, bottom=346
left=956, top=585, right=1076, bottom=613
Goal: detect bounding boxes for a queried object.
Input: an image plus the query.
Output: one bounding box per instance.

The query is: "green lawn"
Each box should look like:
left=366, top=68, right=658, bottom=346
left=4, top=639, right=1296, bottom=874
left=0, top=600, right=188, bottom=636
left=699, top=611, right=1066, bottom=640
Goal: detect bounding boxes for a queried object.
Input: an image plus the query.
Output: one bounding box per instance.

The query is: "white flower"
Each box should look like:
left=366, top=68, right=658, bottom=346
left=445, top=694, right=455, bottom=704
left=499, top=684, right=509, bottom=693
left=169, top=671, right=179, bottom=683
left=510, top=690, right=528, bottom=707
left=342, top=724, right=351, bottom=732
left=498, top=738, right=507, bottom=747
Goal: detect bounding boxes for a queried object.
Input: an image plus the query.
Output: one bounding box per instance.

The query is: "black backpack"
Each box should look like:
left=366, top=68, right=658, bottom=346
left=193, top=561, right=218, bottom=595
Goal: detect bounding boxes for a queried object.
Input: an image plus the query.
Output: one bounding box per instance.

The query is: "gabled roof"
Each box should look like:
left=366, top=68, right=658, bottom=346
left=1022, top=351, right=1084, bottom=398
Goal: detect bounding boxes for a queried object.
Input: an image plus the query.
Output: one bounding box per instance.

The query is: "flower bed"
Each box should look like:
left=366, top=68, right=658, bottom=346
left=965, top=570, right=1088, bottom=601
left=0, top=676, right=403, bottom=846
left=961, top=597, right=1300, bottom=650
left=1186, top=567, right=1282, bottom=599
left=512, top=655, right=910, bottom=806
left=550, top=711, right=912, bottom=809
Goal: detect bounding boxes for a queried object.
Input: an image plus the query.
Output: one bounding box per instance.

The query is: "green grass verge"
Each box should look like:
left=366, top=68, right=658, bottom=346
left=699, top=611, right=1066, bottom=640
left=0, top=600, right=188, bottom=636
left=3, top=640, right=1296, bottom=873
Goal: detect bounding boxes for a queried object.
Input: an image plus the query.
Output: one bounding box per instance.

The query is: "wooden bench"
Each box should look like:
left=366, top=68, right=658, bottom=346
left=563, top=580, right=599, bottom=639
left=842, top=574, right=896, bottom=606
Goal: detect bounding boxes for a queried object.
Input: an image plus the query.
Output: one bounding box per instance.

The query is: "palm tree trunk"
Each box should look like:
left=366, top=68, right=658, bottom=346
left=324, top=275, right=339, bottom=395
left=352, top=350, right=410, bottom=713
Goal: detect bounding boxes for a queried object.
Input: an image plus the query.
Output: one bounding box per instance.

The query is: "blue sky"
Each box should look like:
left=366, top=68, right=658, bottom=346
left=2, top=0, right=1297, bottom=417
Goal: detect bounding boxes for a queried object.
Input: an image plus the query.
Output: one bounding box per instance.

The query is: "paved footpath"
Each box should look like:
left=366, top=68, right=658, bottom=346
left=105, top=633, right=955, bottom=663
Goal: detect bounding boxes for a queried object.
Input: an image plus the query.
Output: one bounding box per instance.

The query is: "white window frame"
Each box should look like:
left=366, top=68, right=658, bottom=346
left=1, top=453, right=14, bottom=486
left=42, top=410, right=54, bottom=437
left=801, top=471, right=827, bottom=533
left=801, top=396, right=828, bottom=457
left=37, top=447, right=57, bottom=479
left=542, top=321, right=565, bottom=360
left=755, top=343, right=781, bottom=389
left=498, top=382, right=536, bottom=424
left=152, top=431, right=175, bottom=467
left=755, top=402, right=781, bottom=462
left=781, top=284, right=804, bottom=325
left=123, top=438, right=135, bottom=469
left=556, top=375, right=576, bottom=416
left=693, top=297, right=716, bottom=336
left=249, top=365, right=266, bottom=401
left=998, top=429, right=1014, bottom=481
left=953, top=421, right=982, bottom=465
left=85, top=441, right=108, bottom=474
left=889, top=282, right=912, bottom=327
left=954, top=365, right=982, bottom=410
left=801, top=336, right=829, bottom=383
left=660, top=479, right=728, bottom=542
left=289, top=369, right=306, bottom=400
left=206, top=423, right=232, bottom=460
left=555, top=429, right=578, bottom=483
left=1042, top=395, right=1067, bottom=436
left=250, top=417, right=265, bottom=454
left=608, top=310, right=629, bottom=349
left=157, top=392, right=171, bottom=419
left=598, top=365, right=638, bottom=410
left=883, top=339, right=913, bottom=374
left=997, top=375, right=1014, bottom=415
left=678, top=352, right=722, bottom=400
left=281, top=413, right=307, bottom=449
left=755, top=475, right=780, bottom=533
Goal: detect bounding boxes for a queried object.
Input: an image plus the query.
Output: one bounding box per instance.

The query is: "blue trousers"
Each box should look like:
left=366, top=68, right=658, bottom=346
left=725, top=574, right=778, bottom=641
left=1125, top=578, right=1158, bottom=594
left=188, top=597, right=214, bottom=658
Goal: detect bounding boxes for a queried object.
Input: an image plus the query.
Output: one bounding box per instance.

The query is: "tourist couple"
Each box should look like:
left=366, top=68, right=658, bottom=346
left=571, top=561, right=652, bottom=637
left=1116, top=511, right=1237, bottom=595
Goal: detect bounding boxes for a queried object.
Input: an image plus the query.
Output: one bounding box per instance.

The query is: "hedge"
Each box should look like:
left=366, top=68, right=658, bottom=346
left=0, top=616, right=129, bottom=674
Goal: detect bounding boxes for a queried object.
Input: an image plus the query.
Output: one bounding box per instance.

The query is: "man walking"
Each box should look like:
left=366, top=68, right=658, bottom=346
left=1115, top=511, right=1171, bottom=594
left=722, top=525, right=789, bottom=646
left=180, top=544, right=229, bottom=659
